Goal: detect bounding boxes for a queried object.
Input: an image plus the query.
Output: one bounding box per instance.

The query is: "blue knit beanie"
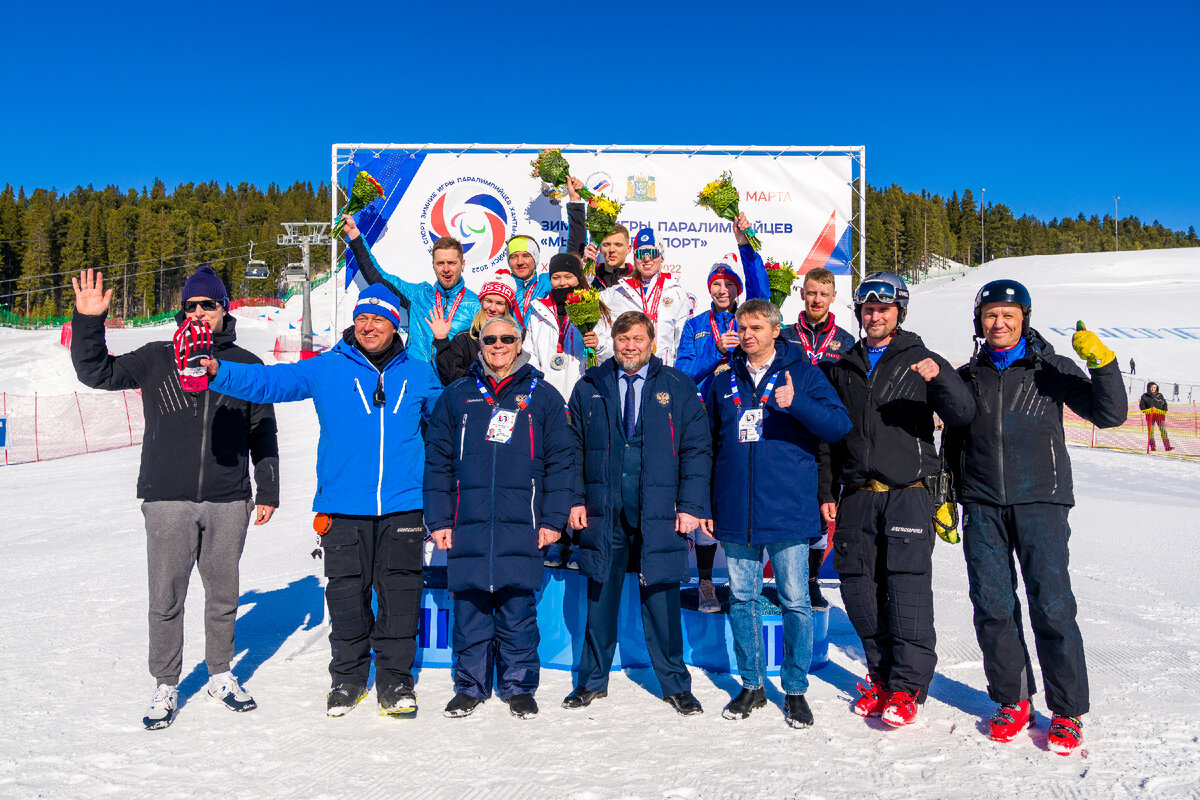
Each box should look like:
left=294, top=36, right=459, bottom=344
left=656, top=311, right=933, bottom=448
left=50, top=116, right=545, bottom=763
left=707, top=262, right=744, bottom=296
left=182, top=265, right=228, bottom=307
left=353, top=284, right=405, bottom=329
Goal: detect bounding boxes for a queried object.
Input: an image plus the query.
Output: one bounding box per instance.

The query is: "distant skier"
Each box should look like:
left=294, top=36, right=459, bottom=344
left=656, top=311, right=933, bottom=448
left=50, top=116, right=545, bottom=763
left=1140, top=382, right=1172, bottom=452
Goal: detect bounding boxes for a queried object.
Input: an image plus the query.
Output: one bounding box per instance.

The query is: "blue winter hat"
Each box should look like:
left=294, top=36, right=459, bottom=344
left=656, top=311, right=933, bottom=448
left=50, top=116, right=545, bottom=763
left=353, top=284, right=404, bottom=329
left=633, top=227, right=663, bottom=258
left=707, top=262, right=744, bottom=296
left=181, top=264, right=228, bottom=307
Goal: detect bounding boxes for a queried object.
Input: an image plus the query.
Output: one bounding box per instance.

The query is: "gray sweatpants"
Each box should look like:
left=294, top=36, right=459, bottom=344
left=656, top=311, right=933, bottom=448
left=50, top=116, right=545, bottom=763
left=142, top=499, right=253, bottom=685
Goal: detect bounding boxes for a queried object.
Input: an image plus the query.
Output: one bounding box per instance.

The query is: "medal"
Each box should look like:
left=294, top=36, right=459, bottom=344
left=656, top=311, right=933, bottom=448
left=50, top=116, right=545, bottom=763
left=550, top=353, right=567, bottom=371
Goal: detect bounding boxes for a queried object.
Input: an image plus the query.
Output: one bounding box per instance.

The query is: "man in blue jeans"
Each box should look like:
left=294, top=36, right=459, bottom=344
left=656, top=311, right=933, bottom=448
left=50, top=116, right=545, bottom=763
left=703, top=299, right=851, bottom=727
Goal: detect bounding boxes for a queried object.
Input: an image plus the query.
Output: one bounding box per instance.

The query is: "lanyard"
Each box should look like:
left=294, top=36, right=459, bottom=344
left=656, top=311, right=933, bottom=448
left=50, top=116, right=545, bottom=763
left=516, top=282, right=537, bottom=327
left=708, top=310, right=737, bottom=340
left=730, top=368, right=781, bottom=410
left=550, top=304, right=572, bottom=354
left=435, top=286, right=466, bottom=325
left=474, top=376, right=538, bottom=411
left=795, top=312, right=838, bottom=365
left=637, top=273, right=667, bottom=321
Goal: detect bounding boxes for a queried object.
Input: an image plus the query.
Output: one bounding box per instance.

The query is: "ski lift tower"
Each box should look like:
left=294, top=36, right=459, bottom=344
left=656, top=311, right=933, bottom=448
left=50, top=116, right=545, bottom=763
left=278, top=222, right=331, bottom=352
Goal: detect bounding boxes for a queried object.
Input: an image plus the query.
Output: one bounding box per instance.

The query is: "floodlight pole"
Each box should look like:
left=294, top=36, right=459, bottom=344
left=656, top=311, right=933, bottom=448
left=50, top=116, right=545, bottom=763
left=278, top=222, right=332, bottom=351
left=980, top=187, right=986, bottom=266
left=1113, top=196, right=1120, bottom=252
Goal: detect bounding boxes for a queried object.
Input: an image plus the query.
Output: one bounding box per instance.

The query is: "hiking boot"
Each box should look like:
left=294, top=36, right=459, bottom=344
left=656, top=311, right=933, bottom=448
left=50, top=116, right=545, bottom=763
left=378, top=684, right=417, bottom=717
left=443, top=692, right=484, bottom=718
left=852, top=675, right=890, bottom=718
left=698, top=579, right=721, bottom=613
left=784, top=694, right=814, bottom=728
left=1047, top=715, right=1084, bottom=755
left=506, top=694, right=538, bottom=719
left=143, top=683, right=178, bottom=730
left=207, top=671, right=257, bottom=713
left=326, top=683, right=368, bottom=717
left=721, top=687, right=767, bottom=720
left=988, top=700, right=1032, bottom=742
left=881, top=691, right=919, bottom=727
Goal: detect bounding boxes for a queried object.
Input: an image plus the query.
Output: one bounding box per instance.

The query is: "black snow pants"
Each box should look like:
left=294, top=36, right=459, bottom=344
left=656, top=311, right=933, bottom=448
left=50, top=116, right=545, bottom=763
left=833, top=485, right=936, bottom=700
left=962, top=502, right=1089, bottom=717
left=322, top=511, right=424, bottom=691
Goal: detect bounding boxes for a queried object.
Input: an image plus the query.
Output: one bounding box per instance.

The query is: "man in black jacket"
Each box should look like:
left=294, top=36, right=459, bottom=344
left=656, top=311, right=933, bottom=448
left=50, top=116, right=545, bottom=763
left=71, top=267, right=279, bottom=730
left=822, top=272, right=975, bottom=728
left=944, top=280, right=1127, bottom=755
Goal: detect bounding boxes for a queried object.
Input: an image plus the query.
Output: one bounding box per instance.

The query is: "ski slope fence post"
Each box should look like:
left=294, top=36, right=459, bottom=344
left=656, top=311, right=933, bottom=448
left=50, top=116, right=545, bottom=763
left=75, top=393, right=89, bottom=454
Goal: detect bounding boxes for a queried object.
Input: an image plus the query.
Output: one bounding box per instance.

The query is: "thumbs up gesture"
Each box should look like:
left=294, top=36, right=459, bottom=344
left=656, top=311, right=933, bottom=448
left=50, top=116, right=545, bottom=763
left=774, top=370, right=795, bottom=408
left=1071, top=321, right=1116, bottom=370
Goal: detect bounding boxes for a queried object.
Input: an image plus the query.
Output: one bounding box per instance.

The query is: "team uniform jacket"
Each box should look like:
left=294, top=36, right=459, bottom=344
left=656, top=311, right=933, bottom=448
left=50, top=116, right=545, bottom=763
left=522, top=297, right=611, bottom=400
left=676, top=243, right=772, bottom=397
left=210, top=328, right=442, bottom=516
left=780, top=313, right=857, bottom=373
left=707, top=341, right=851, bottom=546
left=822, top=329, right=976, bottom=501
left=595, top=273, right=693, bottom=367
left=423, top=360, right=573, bottom=592
left=348, top=235, right=480, bottom=365
left=70, top=310, right=279, bottom=506
left=568, top=357, right=712, bottom=585
left=944, top=330, right=1127, bottom=507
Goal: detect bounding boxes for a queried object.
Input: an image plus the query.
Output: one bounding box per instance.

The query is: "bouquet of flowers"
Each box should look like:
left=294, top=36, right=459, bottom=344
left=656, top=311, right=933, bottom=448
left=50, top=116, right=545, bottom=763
left=764, top=258, right=798, bottom=308
left=530, top=148, right=595, bottom=202
left=582, top=196, right=623, bottom=272
left=697, top=171, right=761, bottom=251
left=331, top=171, right=386, bottom=240
left=564, top=287, right=603, bottom=367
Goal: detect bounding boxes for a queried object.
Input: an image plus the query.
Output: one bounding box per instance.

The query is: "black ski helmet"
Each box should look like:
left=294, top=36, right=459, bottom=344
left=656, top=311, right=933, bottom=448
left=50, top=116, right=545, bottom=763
left=854, top=272, right=910, bottom=324
left=974, top=279, right=1032, bottom=338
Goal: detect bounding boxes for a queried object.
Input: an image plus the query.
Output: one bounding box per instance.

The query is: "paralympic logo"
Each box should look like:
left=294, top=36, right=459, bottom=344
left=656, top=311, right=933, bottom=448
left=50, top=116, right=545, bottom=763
left=421, top=178, right=516, bottom=267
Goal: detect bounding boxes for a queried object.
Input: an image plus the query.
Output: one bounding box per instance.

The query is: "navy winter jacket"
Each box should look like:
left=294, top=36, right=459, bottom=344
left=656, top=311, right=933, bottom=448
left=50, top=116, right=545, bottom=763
left=210, top=328, right=442, bottom=516
left=707, top=341, right=852, bottom=546
left=944, top=330, right=1128, bottom=507
left=423, top=360, right=574, bottom=592
left=568, top=357, right=712, bottom=586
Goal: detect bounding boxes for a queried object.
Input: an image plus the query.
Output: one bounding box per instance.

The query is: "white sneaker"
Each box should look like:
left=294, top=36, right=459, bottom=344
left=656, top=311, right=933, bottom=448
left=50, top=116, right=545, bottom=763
left=699, top=579, right=721, bottom=613
left=207, top=671, right=257, bottom=712
left=143, top=683, right=178, bottom=730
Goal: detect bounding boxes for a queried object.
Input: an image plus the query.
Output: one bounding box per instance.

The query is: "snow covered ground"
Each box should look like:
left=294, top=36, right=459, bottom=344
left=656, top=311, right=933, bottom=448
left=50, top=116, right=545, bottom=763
left=1, top=250, right=1199, bottom=799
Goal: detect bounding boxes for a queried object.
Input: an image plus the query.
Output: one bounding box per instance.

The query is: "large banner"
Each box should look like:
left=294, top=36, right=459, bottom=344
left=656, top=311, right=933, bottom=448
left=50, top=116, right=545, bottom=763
left=338, top=146, right=858, bottom=323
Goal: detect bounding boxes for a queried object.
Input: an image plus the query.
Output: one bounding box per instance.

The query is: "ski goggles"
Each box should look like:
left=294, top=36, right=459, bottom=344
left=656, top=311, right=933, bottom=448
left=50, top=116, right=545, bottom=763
left=481, top=334, right=518, bottom=345
left=634, top=246, right=663, bottom=261
left=182, top=299, right=221, bottom=312
left=854, top=279, right=907, bottom=305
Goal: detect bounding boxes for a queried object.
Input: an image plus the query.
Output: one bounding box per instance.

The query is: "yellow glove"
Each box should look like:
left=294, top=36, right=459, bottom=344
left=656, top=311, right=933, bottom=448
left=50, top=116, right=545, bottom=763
left=934, top=502, right=959, bottom=544
left=1071, top=321, right=1115, bottom=369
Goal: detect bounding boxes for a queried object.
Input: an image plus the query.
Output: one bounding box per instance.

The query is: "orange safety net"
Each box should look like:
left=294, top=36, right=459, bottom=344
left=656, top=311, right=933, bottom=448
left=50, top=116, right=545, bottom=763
left=1065, top=401, right=1200, bottom=458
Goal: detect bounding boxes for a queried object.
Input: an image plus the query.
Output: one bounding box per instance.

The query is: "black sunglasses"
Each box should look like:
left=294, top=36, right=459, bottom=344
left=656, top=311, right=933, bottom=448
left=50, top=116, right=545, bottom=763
left=481, top=334, right=518, bottom=345
left=182, top=299, right=221, bottom=312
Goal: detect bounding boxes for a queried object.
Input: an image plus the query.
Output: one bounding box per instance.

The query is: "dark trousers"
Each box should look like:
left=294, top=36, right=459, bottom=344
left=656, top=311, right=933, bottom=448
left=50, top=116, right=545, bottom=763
left=322, top=511, right=424, bottom=690
left=576, top=520, right=690, bottom=697
left=962, top=502, right=1089, bottom=716
left=834, top=486, right=936, bottom=699
left=452, top=587, right=540, bottom=700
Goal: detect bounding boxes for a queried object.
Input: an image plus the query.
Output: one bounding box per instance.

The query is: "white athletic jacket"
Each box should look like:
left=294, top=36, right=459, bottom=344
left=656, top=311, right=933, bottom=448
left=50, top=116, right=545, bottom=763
left=596, top=272, right=694, bottom=367
left=523, top=297, right=611, bottom=400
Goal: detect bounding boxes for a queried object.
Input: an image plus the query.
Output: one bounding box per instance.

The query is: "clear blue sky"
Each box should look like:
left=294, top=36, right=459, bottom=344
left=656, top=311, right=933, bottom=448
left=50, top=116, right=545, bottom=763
left=4, top=0, right=1197, bottom=231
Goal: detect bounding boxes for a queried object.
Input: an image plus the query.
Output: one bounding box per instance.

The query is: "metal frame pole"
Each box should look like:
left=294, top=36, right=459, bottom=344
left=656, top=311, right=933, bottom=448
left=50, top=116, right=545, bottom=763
left=858, top=147, right=867, bottom=281
left=1114, top=195, right=1120, bottom=252
left=331, top=144, right=340, bottom=333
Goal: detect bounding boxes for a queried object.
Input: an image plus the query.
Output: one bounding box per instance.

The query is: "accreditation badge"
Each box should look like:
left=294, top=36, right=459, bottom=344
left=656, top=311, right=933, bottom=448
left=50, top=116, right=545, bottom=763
left=486, top=409, right=518, bottom=444
left=737, top=408, right=763, bottom=443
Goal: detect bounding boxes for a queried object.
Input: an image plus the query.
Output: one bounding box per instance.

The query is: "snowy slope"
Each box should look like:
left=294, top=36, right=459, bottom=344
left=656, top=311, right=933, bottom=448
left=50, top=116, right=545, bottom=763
left=2, top=253, right=1200, bottom=799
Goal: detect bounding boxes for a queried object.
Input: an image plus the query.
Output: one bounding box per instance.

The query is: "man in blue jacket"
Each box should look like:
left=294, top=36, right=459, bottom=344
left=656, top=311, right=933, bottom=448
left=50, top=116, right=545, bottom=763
left=202, top=284, right=443, bottom=718
left=564, top=311, right=713, bottom=716
left=342, top=214, right=480, bottom=365
left=704, top=298, right=851, bottom=727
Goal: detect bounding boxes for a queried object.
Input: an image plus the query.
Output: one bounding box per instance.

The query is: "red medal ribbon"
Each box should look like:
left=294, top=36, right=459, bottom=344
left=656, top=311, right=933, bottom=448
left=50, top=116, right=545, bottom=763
left=435, top=286, right=466, bottom=326
left=796, top=312, right=838, bottom=365
left=515, top=283, right=537, bottom=328
left=633, top=273, right=667, bottom=322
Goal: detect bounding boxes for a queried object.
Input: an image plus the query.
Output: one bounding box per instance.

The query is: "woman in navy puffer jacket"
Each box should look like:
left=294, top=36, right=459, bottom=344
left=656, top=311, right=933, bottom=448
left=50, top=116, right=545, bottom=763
left=424, top=315, right=573, bottom=720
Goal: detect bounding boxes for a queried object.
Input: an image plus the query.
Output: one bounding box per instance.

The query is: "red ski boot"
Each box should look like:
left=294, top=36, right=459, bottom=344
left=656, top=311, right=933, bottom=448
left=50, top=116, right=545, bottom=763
left=988, top=700, right=1032, bottom=742
left=1047, top=715, right=1084, bottom=755
left=852, top=675, right=890, bottom=718
left=881, top=691, right=919, bottom=727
